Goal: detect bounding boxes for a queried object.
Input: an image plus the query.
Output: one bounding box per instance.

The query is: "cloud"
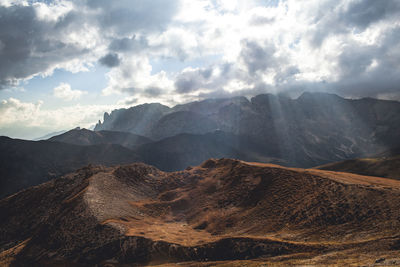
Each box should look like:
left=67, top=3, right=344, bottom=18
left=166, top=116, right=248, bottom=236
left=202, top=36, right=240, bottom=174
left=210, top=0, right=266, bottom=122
left=342, top=0, right=400, bottom=30
left=0, top=3, right=97, bottom=88
left=0, top=97, right=118, bottom=139
left=0, top=0, right=179, bottom=89
left=53, top=83, right=87, bottom=101
left=101, top=55, right=174, bottom=101
left=99, top=53, right=120, bottom=68
left=174, top=68, right=213, bottom=93
left=0, top=98, right=43, bottom=126
left=1, top=0, right=400, bottom=105
left=84, top=0, right=180, bottom=34
left=239, top=40, right=276, bottom=75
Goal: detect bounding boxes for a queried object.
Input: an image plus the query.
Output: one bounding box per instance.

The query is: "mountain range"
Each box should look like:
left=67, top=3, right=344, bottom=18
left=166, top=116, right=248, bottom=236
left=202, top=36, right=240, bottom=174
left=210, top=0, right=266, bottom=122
left=1, top=92, right=400, bottom=198
left=95, top=92, right=400, bottom=167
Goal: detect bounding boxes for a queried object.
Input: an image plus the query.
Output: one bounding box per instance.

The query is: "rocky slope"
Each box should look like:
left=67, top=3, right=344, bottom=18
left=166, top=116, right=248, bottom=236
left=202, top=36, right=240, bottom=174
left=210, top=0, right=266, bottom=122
left=94, top=92, right=400, bottom=167
left=2, top=159, right=400, bottom=266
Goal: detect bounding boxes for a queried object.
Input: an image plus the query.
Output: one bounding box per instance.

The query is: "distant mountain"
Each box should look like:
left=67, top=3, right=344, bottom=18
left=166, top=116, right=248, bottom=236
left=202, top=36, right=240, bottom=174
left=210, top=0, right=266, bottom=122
left=0, top=136, right=140, bottom=198
left=95, top=103, right=170, bottom=136
left=375, top=147, right=400, bottom=158
left=136, top=131, right=285, bottom=171
left=49, top=128, right=152, bottom=149
left=150, top=111, right=219, bottom=140
left=2, top=159, right=400, bottom=265
left=33, top=129, right=67, bottom=140
left=316, top=155, right=400, bottom=180
left=94, top=92, right=400, bottom=167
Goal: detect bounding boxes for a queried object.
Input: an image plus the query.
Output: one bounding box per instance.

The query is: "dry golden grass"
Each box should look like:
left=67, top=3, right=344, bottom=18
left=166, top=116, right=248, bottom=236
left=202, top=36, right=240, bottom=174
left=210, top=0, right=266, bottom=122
left=0, top=239, right=30, bottom=267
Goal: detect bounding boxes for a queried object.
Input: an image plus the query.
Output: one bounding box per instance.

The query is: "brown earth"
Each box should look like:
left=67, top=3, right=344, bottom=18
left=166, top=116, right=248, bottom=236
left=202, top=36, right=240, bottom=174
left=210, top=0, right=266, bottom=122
left=1, top=159, right=400, bottom=266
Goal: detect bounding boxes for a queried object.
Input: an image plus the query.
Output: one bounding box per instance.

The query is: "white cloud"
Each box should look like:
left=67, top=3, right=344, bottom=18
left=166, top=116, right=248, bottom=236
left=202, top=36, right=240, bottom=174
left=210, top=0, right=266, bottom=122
left=0, top=97, right=43, bottom=125
left=53, top=83, right=87, bottom=101
left=0, top=97, right=119, bottom=138
left=3, top=0, right=400, bottom=101
left=1, top=0, right=400, bottom=137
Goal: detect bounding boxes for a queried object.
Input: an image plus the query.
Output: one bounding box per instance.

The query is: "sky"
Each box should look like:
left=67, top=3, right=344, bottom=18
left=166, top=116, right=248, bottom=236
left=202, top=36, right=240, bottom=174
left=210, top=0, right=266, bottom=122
left=0, top=0, right=400, bottom=139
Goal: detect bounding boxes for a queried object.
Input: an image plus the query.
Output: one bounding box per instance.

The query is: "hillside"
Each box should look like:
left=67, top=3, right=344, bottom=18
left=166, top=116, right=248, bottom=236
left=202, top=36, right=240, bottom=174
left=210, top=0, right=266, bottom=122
left=137, top=131, right=284, bottom=171
left=94, top=92, right=400, bottom=167
left=2, top=159, right=400, bottom=266
left=317, top=155, right=400, bottom=180
left=0, top=136, right=141, bottom=198
left=49, top=128, right=152, bottom=149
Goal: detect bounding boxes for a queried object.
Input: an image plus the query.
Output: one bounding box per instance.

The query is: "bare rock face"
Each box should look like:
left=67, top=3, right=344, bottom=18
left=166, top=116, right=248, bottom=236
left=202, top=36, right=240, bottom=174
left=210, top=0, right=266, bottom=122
left=94, top=103, right=170, bottom=137
left=2, top=159, right=400, bottom=266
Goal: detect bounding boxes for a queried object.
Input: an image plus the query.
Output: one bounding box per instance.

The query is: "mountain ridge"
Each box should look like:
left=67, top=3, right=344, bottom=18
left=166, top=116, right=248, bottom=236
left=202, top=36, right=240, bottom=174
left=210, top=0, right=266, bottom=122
left=48, top=128, right=152, bottom=149
left=94, top=92, right=400, bottom=167
left=0, top=136, right=141, bottom=198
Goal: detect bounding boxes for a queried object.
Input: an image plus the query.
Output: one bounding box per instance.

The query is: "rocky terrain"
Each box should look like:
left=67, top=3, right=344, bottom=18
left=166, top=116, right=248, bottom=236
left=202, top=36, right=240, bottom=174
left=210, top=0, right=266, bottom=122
left=2, top=159, right=400, bottom=266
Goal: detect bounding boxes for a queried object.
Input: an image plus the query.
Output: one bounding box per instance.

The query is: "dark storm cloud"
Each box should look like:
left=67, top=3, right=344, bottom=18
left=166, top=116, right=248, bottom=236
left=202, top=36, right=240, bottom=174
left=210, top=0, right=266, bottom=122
left=175, top=76, right=199, bottom=93
left=0, top=5, right=88, bottom=88
left=0, top=0, right=180, bottom=89
left=310, top=0, right=400, bottom=47
left=239, top=40, right=276, bottom=74
left=123, top=98, right=138, bottom=105
left=174, top=67, right=215, bottom=93
left=343, top=0, right=400, bottom=30
left=329, top=26, right=400, bottom=99
left=337, top=46, right=376, bottom=79
left=99, top=53, right=121, bottom=68
left=143, top=86, right=162, bottom=97
left=333, top=46, right=400, bottom=98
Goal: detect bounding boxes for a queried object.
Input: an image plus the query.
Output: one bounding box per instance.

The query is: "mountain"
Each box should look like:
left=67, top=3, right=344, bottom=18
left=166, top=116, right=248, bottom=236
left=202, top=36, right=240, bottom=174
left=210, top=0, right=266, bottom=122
left=137, top=130, right=284, bottom=171
left=150, top=111, right=219, bottom=140
left=376, top=147, right=400, bottom=157
left=2, top=159, right=400, bottom=266
left=94, top=92, right=400, bottom=167
left=94, top=103, right=170, bottom=136
left=33, top=130, right=67, bottom=141
left=316, top=155, right=400, bottom=180
left=0, top=136, right=140, bottom=198
left=48, top=128, right=152, bottom=149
